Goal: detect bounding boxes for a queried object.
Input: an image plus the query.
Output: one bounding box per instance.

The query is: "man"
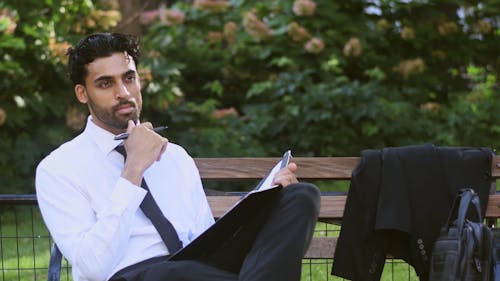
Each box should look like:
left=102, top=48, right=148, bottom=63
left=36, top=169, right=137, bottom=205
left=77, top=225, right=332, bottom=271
left=36, top=32, right=320, bottom=281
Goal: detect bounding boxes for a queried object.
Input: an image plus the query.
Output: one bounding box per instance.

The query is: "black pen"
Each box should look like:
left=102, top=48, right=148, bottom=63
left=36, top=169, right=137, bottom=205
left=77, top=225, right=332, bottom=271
left=113, top=126, right=168, bottom=140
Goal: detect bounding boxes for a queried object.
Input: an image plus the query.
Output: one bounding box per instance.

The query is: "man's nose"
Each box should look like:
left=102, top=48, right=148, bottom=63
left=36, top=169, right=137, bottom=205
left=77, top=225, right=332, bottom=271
left=115, top=82, right=130, bottom=99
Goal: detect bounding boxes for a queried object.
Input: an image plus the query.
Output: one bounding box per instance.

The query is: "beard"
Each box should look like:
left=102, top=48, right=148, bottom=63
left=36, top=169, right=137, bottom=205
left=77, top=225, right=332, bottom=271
left=87, top=98, right=140, bottom=130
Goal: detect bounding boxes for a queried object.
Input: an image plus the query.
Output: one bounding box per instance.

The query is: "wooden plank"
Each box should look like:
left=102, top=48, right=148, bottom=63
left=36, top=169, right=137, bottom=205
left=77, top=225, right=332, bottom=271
left=195, top=158, right=281, bottom=180
left=207, top=195, right=346, bottom=219
left=304, top=237, right=336, bottom=259
left=207, top=196, right=240, bottom=217
left=208, top=194, right=500, bottom=220
left=294, top=157, right=359, bottom=180
left=487, top=194, right=500, bottom=218
left=3, top=192, right=496, bottom=220
left=493, top=155, right=500, bottom=179
left=195, top=157, right=359, bottom=180
left=197, top=155, right=500, bottom=179
left=304, top=237, right=397, bottom=259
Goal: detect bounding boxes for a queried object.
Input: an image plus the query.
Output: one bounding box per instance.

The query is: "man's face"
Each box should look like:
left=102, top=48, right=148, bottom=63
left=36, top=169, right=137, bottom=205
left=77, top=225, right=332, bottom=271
left=75, top=52, right=142, bottom=134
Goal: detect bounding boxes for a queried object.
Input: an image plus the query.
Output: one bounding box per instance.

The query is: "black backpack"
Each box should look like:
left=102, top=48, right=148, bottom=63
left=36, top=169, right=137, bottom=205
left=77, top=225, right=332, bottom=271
left=429, top=188, right=493, bottom=281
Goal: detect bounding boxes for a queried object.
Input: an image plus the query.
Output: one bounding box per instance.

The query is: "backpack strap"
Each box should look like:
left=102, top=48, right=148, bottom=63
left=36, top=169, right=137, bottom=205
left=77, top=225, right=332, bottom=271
left=446, top=188, right=482, bottom=234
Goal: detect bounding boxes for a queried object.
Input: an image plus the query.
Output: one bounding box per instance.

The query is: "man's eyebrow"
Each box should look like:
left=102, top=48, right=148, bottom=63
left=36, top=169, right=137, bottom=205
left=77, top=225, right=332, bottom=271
left=123, top=70, right=136, bottom=76
left=93, top=70, right=136, bottom=83
left=93, top=75, right=113, bottom=83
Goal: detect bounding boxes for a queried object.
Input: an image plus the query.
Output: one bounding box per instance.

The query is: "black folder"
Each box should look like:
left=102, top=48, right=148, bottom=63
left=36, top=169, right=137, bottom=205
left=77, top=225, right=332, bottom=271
left=169, top=150, right=292, bottom=262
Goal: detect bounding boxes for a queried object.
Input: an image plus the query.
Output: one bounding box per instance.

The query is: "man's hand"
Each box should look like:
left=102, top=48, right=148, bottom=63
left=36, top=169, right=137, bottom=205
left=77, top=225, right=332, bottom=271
left=272, top=162, right=299, bottom=187
left=121, top=120, right=168, bottom=185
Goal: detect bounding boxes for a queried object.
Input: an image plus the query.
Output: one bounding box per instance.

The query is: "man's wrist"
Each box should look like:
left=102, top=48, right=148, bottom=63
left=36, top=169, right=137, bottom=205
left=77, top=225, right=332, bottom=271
left=121, top=165, right=145, bottom=186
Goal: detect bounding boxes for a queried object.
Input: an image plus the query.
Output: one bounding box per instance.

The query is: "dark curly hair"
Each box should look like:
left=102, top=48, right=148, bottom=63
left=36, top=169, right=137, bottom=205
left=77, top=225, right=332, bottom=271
left=66, top=32, right=141, bottom=86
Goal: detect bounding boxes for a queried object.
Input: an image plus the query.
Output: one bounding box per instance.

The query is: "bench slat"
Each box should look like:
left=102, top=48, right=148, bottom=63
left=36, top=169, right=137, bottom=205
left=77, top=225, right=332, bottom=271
left=195, top=157, right=359, bottom=180
left=304, top=237, right=337, bottom=259
left=487, top=194, right=500, bottom=217
left=196, top=155, right=500, bottom=179
left=208, top=194, right=500, bottom=220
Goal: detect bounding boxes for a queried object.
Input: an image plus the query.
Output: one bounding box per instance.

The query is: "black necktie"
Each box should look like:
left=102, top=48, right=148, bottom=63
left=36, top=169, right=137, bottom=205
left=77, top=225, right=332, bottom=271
left=115, top=145, right=183, bottom=254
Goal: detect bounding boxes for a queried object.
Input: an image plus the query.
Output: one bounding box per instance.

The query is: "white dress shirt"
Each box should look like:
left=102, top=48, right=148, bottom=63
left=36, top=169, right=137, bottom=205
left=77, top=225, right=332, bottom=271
left=36, top=117, right=215, bottom=281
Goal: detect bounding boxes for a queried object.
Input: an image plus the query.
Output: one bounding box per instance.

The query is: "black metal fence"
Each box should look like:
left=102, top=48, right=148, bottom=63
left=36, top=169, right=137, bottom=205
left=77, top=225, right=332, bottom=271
left=0, top=195, right=416, bottom=281
left=0, top=196, right=74, bottom=281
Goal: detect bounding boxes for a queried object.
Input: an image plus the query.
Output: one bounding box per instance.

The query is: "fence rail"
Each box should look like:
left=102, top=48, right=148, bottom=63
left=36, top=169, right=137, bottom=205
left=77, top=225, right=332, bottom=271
left=0, top=194, right=415, bottom=281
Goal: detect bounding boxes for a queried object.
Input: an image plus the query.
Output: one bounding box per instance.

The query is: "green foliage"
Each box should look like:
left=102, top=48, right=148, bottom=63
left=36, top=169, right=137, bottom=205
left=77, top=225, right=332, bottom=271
left=141, top=0, right=500, bottom=157
left=0, top=1, right=115, bottom=193
left=1, top=0, right=499, bottom=193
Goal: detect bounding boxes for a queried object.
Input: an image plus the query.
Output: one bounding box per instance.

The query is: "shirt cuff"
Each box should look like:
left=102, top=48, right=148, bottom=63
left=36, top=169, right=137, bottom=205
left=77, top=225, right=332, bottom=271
left=110, top=177, right=147, bottom=214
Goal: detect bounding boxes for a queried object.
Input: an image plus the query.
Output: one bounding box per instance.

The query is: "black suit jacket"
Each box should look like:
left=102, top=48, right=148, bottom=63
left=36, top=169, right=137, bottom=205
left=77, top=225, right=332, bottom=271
left=331, top=144, right=493, bottom=281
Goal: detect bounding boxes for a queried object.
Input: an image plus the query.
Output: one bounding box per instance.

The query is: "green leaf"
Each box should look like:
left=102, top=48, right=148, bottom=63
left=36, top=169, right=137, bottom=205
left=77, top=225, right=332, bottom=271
left=203, top=80, right=224, bottom=97
left=0, top=36, right=25, bottom=49
left=246, top=81, right=273, bottom=99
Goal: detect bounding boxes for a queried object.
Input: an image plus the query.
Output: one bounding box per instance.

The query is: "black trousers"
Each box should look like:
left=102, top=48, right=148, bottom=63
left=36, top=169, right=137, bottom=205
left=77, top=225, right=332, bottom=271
left=110, top=183, right=320, bottom=281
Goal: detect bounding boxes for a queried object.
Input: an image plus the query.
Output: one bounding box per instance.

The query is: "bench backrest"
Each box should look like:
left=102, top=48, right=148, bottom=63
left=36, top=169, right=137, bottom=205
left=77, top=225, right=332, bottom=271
left=198, top=156, right=500, bottom=219
left=32, top=155, right=500, bottom=280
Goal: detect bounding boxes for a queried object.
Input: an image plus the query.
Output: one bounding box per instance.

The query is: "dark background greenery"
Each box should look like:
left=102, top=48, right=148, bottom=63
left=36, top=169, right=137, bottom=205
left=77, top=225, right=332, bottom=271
left=1, top=0, right=499, bottom=193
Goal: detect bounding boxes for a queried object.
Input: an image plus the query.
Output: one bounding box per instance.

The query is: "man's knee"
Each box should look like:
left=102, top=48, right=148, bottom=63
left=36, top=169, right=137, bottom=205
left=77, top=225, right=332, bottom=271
left=281, top=182, right=321, bottom=216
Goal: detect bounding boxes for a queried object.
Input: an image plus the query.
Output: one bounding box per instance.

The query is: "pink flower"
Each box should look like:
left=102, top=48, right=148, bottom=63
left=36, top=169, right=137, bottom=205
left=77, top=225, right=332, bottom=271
left=293, top=0, right=316, bottom=16
left=401, top=26, right=415, bottom=40
left=304, top=37, right=325, bottom=54
left=437, top=21, right=458, bottom=36
left=206, top=31, right=223, bottom=43
left=223, top=21, right=238, bottom=43
left=140, top=5, right=185, bottom=26
left=288, top=22, right=311, bottom=42
left=193, top=0, right=231, bottom=12
left=159, top=7, right=185, bottom=26
left=476, top=19, right=492, bottom=34
left=377, top=18, right=390, bottom=31
left=420, top=102, right=440, bottom=113
left=147, top=50, right=161, bottom=58
left=88, top=10, right=121, bottom=29
left=139, top=67, right=153, bottom=84
left=0, top=9, right=17, bottom=35
left=212, top=107, right=238, bottom=119
left=393, top=58, right=426, bottom=79
left=140, top=10, right=160, bottom=25
left=0, top=107, right=6, bottom=126
left=48, top=37, right=72, bottom=62
left=243, top=10, right=272, bottom=41
left=343, top=37, right=362, bottom=57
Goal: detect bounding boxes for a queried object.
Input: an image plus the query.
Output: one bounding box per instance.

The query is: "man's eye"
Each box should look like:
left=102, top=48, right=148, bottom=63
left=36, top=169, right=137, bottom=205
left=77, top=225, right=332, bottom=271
left=98, top=81, right=111, bottom=88
left=125, top=74, right=136, bottom=82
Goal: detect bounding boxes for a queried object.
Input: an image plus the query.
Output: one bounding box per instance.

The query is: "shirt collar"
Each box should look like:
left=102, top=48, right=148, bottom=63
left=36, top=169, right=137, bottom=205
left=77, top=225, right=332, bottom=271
left=83, top=116, right=125, bottom=155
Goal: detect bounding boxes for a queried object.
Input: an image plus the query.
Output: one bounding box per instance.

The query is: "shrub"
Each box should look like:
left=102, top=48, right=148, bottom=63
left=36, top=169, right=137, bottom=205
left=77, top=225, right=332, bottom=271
left=1, top=0, right=498, bottom=193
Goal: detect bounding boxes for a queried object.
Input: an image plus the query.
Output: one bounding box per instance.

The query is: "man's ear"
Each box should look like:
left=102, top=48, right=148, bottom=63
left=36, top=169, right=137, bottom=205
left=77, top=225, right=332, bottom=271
left=75, top=84, right=88, bottom=104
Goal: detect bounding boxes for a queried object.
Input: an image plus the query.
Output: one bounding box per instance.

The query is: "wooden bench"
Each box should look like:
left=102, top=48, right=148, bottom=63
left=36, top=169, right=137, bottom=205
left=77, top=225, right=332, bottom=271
left=197, top=156, right=500, bottom=259
left=43, top=155, right=500, bottom=280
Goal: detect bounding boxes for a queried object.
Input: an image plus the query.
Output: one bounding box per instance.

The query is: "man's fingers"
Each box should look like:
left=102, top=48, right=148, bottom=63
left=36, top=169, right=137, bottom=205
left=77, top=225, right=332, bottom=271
left=141, top=122, right=153, bottom=130
left=272, top=163, right=299, bottom=187
left=126, top=120, right=136, bottom=133
left=156, top=138, right=168, bottom=161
